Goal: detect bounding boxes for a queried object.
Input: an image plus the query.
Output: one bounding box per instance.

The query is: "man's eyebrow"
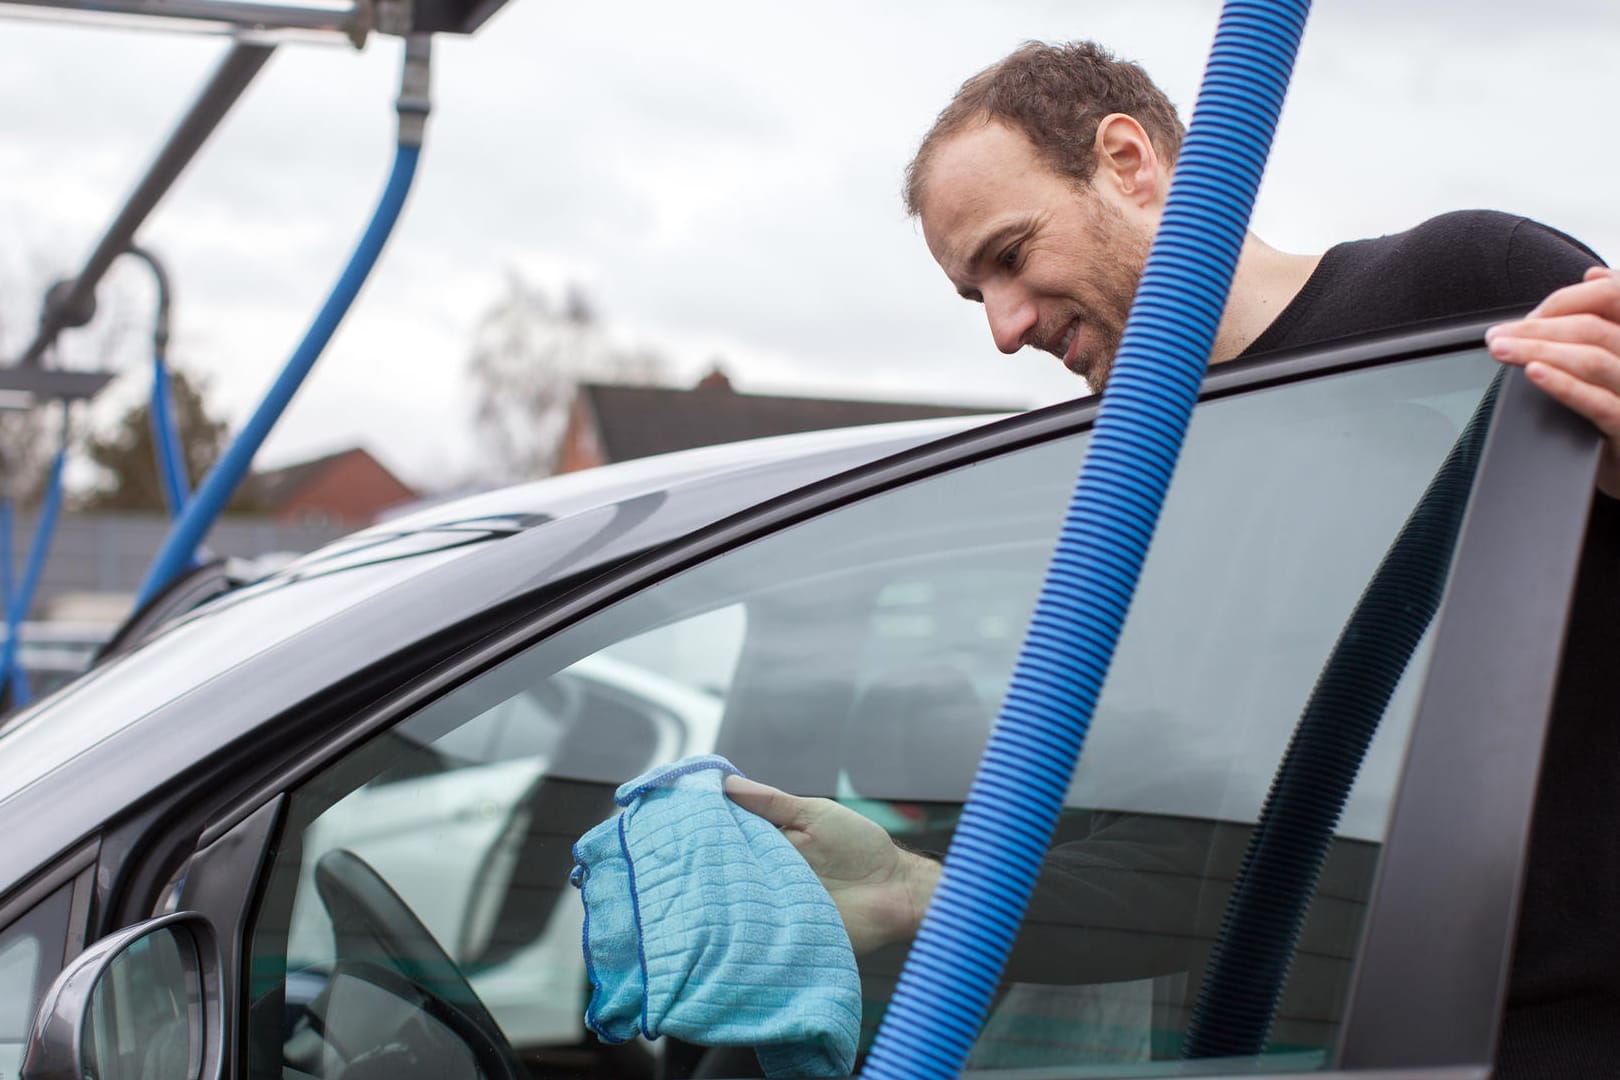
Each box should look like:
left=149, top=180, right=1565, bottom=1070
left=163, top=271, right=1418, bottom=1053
left=955, top=220, right=1029, bottom=300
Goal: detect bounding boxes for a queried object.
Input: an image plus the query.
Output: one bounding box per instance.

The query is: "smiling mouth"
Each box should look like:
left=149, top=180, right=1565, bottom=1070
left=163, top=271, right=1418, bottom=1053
left=1050, top=320, right=1085, bottom=376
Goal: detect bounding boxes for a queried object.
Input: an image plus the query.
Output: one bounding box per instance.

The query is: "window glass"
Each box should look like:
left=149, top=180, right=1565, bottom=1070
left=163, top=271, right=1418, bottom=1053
left=247, top=351, right=1495, bottom=1077
left=0, top=884, right=74, bottom=1080
left=0, top=935, right=41, bottom=1079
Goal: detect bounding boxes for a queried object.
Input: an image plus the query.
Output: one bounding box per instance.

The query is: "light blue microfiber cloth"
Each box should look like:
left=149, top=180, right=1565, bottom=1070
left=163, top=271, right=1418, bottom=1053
left=570, top=754, right=861, bottom=1078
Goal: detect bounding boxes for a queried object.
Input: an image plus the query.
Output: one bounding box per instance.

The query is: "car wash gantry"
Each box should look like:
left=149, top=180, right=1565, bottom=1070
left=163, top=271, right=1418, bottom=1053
left=0, top=0, right=510, bottom=707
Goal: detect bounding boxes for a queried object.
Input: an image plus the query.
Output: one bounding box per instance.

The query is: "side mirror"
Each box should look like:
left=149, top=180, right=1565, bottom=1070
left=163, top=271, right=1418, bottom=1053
left=21, top=913, right=221, bottom=1080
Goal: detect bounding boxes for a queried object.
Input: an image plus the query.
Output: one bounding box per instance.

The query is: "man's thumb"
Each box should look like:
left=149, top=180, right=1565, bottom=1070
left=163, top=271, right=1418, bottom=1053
left=724, top=773, right=798, bottom=826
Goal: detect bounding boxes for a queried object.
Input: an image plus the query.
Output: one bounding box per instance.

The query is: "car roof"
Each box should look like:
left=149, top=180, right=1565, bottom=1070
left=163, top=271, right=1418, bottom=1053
left=264, top=417, right=997, bottom=579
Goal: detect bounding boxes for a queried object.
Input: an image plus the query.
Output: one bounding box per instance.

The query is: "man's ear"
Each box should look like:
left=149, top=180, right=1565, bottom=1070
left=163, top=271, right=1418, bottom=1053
left=1092, top=113, right=1165, bottom=208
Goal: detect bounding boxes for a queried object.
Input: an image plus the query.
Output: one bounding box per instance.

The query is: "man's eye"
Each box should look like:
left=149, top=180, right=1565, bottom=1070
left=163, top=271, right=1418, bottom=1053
left=1001, top=245, right=1021, bottom=269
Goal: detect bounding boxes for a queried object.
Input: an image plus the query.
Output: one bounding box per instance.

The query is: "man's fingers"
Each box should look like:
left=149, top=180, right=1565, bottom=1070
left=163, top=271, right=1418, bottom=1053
left=724, top=773, right=803, bottom=827
left=1488, top=335, right=1620, bottom=396
left=1487, top=313, right=1620, bottom=360
left=1524, top=268, right=1620, bottom=321
left=1525, top=361, right=1620, bottom=440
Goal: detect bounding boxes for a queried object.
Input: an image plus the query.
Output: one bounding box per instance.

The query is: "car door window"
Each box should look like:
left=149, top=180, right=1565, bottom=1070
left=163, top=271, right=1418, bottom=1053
left=246, top=350, right=1496, bottom=1077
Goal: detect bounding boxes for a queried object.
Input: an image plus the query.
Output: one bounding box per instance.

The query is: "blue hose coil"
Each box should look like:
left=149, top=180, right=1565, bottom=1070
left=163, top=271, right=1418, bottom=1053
left=150, top=355, right=192, bottom=518
left=136, top=143, right=422, bottom=607
left=1182, top=373, right=1501, bottom=1058
left=860, top=2, right=1310, bottom=1075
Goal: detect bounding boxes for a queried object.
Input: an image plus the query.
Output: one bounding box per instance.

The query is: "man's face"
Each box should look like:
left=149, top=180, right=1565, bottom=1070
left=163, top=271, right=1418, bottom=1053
left=917, top=120, right=1152, bottom=389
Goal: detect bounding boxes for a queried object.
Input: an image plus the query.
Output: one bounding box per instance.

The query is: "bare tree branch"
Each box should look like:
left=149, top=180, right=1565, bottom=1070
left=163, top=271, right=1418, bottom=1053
left=466, top=271, right=669, bottom=482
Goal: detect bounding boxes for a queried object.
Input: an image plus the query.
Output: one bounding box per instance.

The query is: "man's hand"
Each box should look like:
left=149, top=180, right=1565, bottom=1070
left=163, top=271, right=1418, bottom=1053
left=1487, top=266, right=1620, bottom=498
left=725, top=774, right=941, bottom=956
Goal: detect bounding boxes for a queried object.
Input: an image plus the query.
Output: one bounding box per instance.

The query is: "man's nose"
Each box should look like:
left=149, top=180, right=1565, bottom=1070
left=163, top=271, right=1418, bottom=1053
left=984, top=289, right=1036, bottom=355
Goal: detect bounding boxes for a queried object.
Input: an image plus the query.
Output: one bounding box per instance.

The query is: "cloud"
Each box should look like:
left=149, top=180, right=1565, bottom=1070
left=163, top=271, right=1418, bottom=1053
left=2, top=0, right=1616, bottom=490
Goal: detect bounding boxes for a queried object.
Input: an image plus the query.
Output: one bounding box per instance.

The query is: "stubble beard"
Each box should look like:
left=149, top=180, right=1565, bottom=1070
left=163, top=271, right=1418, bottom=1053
left=1075, top=196, right=1153, bottom=393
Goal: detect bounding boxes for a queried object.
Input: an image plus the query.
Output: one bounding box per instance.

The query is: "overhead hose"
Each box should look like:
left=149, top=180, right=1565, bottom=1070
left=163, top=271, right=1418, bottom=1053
left=0, top=403, right=71, bottom=708
left=136, top=34, right=432, bottom=607
left=150, top=356, right=191, bottom=518
left=859, top=2, right=1310, bottom=1076
left=1182, top=370, right=1502, bottom=1058
left=126, top=244, right=191, bottom=518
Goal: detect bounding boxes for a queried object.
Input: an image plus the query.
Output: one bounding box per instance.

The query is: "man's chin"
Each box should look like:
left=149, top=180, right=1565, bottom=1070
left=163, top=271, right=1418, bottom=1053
left=1063, top=352, right=1102, bottom=388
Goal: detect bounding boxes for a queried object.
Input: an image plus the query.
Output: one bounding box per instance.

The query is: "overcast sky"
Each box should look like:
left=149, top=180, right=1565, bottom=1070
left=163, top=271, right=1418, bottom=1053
left=2, top=1, right=1617, bottom=490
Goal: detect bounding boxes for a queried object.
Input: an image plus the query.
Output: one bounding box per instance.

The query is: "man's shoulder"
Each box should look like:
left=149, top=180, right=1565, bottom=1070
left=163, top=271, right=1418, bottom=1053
left=1242, top=211, right=1600, bottom=358
left=1397, top=209, right=1600, bottom=264
left=1332, top=209, right=1600, bottom=301
left=1350, top=210, right=1570, bottom=264
left=1400, top=209, right=1534, bottom=244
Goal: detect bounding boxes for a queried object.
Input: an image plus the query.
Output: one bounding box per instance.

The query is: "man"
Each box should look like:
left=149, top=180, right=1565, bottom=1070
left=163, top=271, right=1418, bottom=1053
left=727, top=40, right=1620, bottom=1070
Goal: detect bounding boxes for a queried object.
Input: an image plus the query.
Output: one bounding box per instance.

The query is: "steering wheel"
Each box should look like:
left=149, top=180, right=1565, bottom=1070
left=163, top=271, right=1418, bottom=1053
left=313, top=848, right=522, bottom=1080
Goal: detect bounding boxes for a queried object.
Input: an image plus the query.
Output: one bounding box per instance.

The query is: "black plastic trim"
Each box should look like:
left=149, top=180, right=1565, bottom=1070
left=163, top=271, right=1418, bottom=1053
left=175, top=797, right=284, bottom=1080
left=62, top=864, right=94, bottom=962
left=0, top=840, right=97, bottom=933
left=1338, top=367, right=1601, bottom=1067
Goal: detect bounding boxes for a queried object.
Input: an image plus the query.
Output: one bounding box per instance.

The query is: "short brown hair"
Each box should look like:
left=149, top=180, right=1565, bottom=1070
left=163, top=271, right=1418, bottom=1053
left=904, top=40, right=1184, bottom=216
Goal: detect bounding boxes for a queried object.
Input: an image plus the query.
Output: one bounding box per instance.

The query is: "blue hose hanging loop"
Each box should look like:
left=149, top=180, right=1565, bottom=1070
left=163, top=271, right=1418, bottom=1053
left=150, top=356, right=192, bottom=518
left=860, top=3, right=1310, bottom=1075
left=136, top=34, right=433, bottom=608
left=1, top=402, right=72, bottom=708
left=126, top=245, right=191, bottom=518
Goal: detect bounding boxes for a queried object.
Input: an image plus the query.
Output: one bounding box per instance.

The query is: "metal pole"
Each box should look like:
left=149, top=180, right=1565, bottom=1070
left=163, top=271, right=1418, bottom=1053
left=0, top=0, right=361, bottom=34
left=17, top=40, right=276, bottom=367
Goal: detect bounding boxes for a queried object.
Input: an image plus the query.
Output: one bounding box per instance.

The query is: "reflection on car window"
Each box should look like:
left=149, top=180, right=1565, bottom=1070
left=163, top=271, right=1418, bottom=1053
left=247, top=609, right=742, bottom=1076
left=245, top=351, right=1495, bottom=1077
left=0, top=884, right=74, bottom=1080
left=0, top=934, right=41, bottom=1077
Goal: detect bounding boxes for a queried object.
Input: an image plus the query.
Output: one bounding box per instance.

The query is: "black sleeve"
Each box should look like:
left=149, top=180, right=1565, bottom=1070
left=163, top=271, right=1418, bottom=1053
left=1506, top=217, right=1608, bottom=299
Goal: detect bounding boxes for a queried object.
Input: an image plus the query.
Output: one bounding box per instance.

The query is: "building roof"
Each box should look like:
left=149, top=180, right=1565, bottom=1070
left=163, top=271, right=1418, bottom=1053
left=252, top=447, right=357, bottom=510
left=576, top=376, right=1013, bottom=465
left=251, top=446, right=417, bottom=518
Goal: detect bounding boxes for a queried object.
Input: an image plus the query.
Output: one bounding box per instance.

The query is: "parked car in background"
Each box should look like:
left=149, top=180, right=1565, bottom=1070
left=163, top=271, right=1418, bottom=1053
left=1, top=317, right=1602, bottom=1079
left=1, top=622, right=109, bottom=700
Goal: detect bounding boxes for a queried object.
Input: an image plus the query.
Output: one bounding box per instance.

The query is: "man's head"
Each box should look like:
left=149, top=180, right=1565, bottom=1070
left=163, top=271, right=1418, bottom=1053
left=905, top=41, right=1183, bottom=388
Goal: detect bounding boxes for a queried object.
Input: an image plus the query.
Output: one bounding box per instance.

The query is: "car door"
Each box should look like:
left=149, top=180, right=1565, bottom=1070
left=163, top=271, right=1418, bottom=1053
left=119, top=326, right=1598, bottom=1078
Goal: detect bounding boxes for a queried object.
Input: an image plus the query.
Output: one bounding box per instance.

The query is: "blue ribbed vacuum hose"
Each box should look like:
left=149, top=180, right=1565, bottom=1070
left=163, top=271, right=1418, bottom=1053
left=137, top=35, right=432, bottom=607
left=860, top=3, right=1310, bottom=1075
left=1182, top=371, right=1502, bottom=1058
